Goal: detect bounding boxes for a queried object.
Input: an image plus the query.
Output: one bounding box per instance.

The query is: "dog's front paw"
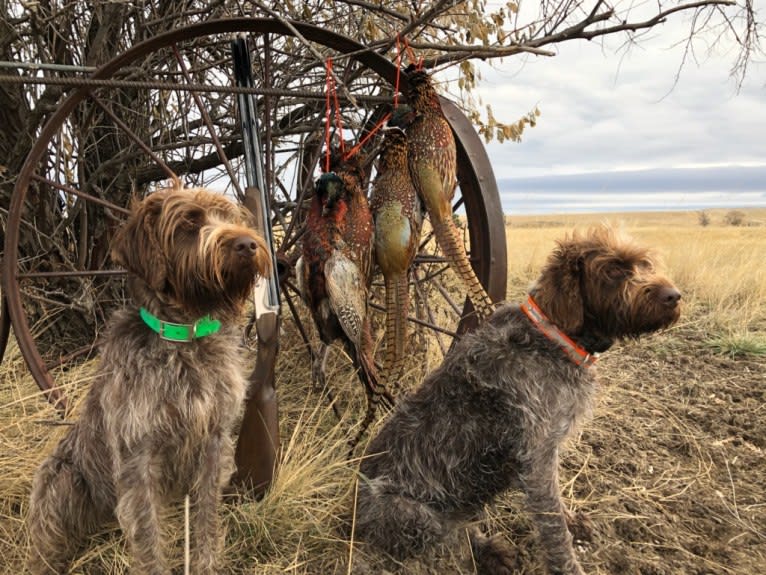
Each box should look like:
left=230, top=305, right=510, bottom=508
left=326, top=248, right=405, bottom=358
left=469, top=528, right=519, bottom=575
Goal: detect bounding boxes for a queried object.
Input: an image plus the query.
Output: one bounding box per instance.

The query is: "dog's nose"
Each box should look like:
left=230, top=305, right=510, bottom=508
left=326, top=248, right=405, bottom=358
left=658, top=286, right=682, bottom=307
left=234, top=236, right=258, bottom=257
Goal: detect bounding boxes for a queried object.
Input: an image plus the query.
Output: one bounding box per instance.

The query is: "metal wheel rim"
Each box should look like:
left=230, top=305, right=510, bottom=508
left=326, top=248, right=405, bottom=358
left=3, top=17, right=507, bottom=410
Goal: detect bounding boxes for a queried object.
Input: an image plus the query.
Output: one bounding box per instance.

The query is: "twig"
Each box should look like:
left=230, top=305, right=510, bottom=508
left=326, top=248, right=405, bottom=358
left=252, top=1, right=360, bottom=108
left=722, top=457, right=740, bottom=520
left=346, top=476, right=361, bottom=575
left=406, top=40, right=556, bottom=57
left=336, top=0, right=409, bottom=21
left=397, top=0, right=462, bottom=40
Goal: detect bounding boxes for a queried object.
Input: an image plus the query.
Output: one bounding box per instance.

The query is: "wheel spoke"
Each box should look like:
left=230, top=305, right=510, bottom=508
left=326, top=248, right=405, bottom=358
left=31, top=175, right=130, bottom=216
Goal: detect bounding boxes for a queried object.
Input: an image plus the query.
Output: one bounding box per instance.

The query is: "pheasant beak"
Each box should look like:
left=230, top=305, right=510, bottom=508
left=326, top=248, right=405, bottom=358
left=382, top=124, right=406, bottom=136
left=387, top=105, right=415, bottom=130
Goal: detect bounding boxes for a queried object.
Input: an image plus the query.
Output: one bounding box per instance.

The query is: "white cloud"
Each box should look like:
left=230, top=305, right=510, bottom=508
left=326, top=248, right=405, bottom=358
left=472, top=14, right=766, bottom=181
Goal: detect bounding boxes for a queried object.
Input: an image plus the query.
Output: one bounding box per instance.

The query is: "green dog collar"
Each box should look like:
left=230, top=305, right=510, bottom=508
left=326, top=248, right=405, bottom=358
left=139, top=307, right=222, bottom=342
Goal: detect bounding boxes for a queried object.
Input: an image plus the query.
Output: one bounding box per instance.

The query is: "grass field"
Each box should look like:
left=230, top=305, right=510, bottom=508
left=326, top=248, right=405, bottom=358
left=1, top=208, right=764, bottom=574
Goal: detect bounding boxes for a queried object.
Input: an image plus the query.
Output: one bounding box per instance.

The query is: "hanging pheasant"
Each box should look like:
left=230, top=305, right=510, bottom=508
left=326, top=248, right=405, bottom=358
left=297, top=151, right=393, bottom=446
left=399, top=65, right=495, bottom=320
left=370, top=125, right=422, bottom=391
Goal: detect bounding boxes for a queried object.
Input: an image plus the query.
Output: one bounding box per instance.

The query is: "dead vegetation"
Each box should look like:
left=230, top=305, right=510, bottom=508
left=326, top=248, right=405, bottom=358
left=1, top=209, right=765, bottom=574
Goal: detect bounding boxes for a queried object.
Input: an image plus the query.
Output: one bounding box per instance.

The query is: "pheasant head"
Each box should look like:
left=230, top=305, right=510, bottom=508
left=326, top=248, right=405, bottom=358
left=404, top=64, right=442, bottom=114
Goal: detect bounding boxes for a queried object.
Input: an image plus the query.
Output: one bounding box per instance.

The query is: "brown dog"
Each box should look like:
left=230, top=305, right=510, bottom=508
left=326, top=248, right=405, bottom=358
left=27, top=187, right=270, bottom=574
left=353, top=226, right=681, bottom=575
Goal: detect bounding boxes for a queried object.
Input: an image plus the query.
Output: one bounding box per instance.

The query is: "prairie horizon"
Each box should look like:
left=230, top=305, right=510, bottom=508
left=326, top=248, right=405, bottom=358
left=497, top=165, right=766, bottom=214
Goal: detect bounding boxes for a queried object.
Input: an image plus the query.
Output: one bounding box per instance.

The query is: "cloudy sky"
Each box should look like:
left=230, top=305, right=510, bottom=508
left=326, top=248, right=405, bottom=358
left=468, top=3, right=766, bottom=214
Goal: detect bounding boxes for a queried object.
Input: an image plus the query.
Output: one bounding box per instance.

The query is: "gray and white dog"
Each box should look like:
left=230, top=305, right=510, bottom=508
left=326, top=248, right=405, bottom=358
left=353, top=226, right=681, bottom=575
left=27, top=187, right=271, bottom=574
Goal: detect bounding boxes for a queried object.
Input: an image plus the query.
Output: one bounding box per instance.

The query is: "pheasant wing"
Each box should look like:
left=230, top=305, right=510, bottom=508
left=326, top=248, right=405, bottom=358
left=324, top=248, right=367, bottom=348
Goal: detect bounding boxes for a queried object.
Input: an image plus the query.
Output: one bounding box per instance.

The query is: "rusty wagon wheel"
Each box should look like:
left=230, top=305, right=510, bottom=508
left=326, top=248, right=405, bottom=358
left=3, top=18, right=507, bottom=416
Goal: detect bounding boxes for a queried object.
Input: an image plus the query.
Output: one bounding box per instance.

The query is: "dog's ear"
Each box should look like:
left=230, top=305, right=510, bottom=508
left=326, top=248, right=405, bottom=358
left=533, top=238, right=584, bottom=334
left=111, top=192, right=168, bottom=291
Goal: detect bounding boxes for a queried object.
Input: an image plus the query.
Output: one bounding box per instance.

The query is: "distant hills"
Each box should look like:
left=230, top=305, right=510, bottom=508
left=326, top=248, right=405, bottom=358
left=497, top=165, right=766, bottom=214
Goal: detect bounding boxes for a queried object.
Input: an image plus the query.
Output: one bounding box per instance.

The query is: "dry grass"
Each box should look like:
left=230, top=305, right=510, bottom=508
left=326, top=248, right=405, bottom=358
left=1, top=208, right=765, bottom=574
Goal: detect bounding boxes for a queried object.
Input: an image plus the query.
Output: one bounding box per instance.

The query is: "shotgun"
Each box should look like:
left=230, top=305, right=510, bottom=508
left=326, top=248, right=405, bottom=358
left=230, top=35, right=280, bottom=494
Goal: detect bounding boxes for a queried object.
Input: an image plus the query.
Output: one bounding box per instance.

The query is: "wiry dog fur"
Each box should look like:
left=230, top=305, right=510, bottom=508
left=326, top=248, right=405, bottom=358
left=27, top=187, right=271, bottom=574
left=353, top=226, right=681, bottom=575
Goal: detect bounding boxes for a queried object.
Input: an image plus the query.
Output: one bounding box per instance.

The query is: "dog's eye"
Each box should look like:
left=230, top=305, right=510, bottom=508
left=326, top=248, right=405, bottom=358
left=605, top=264, right=631, bottom=281
left=181, top=208, right=205, bottom=230
left=637, top=259, right=655, bottom=273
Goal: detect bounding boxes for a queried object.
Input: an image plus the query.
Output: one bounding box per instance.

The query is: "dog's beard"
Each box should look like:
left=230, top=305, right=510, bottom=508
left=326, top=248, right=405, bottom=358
left=585, top=289, right=680, bottom=341
left=618, top=297, right=680, bottom=339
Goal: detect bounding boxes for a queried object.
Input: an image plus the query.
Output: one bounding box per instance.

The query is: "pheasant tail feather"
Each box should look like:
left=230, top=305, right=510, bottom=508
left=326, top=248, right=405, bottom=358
left=348, top=323, right=394, bottom=450
left=432, top=218, right=494, bottom=321
left=382, top=274, right=410, bottom=392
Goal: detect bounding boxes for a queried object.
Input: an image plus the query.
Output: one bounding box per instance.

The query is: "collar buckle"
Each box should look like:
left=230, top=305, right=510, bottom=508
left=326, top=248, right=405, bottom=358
left=157, top=319, right=196, bottom=342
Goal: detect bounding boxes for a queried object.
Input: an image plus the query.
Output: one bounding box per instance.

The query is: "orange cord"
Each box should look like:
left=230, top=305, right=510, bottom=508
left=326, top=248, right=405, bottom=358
left=324, top=58, right=346, bottom=171
left=323, top=34, right=416, bottom=166
left=400, top=37, right=424, bottom=70
left=342, top=112, right=392, bottom=162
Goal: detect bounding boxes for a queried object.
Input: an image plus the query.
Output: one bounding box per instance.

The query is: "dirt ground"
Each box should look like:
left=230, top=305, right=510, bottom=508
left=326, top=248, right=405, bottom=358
left=541, top=321, right=765, bottom=575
